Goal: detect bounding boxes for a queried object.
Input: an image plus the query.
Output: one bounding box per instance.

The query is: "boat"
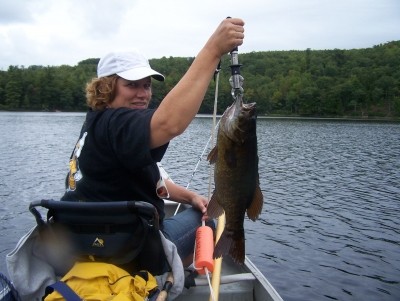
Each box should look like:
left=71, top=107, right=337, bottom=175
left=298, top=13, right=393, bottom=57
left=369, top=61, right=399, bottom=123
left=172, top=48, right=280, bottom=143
left=163, top=200, right=283, bottom=301
left=1, top=198, right=283, bottom=301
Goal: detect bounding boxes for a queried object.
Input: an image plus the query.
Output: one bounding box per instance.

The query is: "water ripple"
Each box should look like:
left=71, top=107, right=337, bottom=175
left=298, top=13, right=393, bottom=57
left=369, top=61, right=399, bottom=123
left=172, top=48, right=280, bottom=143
left=1, top=114, right=399, bottom=301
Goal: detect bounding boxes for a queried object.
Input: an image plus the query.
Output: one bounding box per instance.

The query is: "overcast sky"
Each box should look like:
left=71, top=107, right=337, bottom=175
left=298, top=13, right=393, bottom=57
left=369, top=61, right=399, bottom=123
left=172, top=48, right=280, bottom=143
left=1, top=0, right=399, bottom=70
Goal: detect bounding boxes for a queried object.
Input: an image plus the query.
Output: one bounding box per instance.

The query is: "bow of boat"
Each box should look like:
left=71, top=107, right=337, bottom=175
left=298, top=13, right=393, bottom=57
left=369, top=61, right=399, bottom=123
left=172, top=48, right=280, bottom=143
left=165, top=200, right=283, bottom=301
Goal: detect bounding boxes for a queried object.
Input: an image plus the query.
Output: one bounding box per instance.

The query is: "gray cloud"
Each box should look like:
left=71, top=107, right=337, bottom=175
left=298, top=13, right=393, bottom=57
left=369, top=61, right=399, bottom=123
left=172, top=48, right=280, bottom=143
left=0, top=1, right=35, bottom=24
left=0, top=0, right=399, bottom=69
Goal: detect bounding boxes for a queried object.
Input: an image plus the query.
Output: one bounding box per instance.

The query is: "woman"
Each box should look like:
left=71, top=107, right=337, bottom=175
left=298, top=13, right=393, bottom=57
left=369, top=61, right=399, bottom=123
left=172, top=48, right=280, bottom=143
left=61, top=18, right=245, bottom=267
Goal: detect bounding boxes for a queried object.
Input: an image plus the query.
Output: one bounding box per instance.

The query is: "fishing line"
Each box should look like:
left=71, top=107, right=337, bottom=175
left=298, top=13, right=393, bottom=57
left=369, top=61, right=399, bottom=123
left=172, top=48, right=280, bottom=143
left=173, top=65, right=221, bottom=216
left=207, top=63, right=220, bottom=201
left=185, top=119, right=220, bottom=192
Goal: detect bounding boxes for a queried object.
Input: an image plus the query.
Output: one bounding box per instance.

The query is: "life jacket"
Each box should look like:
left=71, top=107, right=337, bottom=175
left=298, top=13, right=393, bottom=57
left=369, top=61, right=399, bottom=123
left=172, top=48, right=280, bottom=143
left=44, top=262, right=159, bottom=301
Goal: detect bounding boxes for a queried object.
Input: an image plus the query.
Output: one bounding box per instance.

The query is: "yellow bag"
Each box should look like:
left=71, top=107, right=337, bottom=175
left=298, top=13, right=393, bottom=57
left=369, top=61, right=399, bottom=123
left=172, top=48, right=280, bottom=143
left=44, top=262, right=159, bottom=301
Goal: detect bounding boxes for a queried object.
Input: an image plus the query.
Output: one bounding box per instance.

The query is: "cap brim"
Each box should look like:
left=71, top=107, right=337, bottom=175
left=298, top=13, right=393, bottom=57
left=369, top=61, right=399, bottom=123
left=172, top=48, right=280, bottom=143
left=117, top=67, right=165, bottom=82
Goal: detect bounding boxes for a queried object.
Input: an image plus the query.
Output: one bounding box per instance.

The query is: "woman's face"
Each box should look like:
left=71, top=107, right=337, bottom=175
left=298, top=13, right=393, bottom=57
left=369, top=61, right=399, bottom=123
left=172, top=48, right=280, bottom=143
left=109, top=77, right=152, bottom=109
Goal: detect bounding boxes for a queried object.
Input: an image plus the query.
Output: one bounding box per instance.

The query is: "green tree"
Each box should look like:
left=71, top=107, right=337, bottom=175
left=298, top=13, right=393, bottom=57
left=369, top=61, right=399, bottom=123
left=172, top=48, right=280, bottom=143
left=0, top=41, right=399, bottom=118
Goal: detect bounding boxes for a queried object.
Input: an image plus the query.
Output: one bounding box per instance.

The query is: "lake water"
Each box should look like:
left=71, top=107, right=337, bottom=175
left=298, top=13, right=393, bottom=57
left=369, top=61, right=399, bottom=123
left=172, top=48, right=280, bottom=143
left=0, top=112, right=399, bottom=301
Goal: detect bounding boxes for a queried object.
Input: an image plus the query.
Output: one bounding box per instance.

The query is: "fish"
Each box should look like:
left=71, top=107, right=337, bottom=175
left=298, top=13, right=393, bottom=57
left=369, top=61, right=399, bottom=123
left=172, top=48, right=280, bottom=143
left=207, top=95, right=264, bottom=264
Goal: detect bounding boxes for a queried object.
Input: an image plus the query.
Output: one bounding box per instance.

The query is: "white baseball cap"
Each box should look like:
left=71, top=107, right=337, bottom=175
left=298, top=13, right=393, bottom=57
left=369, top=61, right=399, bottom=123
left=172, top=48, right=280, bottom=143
left=97, top=50, right=165, bottom=81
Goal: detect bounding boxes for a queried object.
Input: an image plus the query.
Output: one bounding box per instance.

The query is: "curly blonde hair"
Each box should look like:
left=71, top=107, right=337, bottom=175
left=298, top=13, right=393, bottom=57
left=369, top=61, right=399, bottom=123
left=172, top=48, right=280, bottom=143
left=85, top=75, right=119, bottom=110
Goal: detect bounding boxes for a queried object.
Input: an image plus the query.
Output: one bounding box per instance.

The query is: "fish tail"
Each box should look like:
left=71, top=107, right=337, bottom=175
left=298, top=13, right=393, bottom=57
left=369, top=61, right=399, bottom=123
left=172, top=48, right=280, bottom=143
left=213, top=229, right=245, bottom=264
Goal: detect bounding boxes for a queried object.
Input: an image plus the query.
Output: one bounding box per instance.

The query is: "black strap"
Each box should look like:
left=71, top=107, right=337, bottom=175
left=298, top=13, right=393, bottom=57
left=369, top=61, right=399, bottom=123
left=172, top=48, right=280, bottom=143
left=184, top=269, right=198, bottom=289
left=45, top=281, right=82, bottom=301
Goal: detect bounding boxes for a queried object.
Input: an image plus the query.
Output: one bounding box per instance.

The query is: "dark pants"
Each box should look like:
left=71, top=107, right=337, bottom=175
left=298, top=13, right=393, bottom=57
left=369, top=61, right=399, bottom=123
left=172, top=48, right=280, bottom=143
left=162, top=207, right=215, bottom=260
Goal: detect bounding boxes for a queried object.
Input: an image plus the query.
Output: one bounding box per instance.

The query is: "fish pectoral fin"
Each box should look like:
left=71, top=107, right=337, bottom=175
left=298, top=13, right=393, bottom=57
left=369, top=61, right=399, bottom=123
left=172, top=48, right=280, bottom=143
left=246, top=185, right=264, bottom=221
left=207, top=146, right=218, bottom=164
left=206, top=192, right=225, bottom=219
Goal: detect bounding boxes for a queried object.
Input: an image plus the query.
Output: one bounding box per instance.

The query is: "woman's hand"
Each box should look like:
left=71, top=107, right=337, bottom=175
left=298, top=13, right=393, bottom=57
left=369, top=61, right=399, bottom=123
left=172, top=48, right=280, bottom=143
left=164, top=179, right=209, bottom=215
left=188, top=192, right=208, bottom=215
left=204, top=17, right=245, bottom=59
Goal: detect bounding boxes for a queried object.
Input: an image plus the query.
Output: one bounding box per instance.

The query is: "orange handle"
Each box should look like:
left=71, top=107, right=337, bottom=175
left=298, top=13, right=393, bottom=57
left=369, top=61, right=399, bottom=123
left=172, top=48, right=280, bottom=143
left=194, top=225, right=214, bottom=274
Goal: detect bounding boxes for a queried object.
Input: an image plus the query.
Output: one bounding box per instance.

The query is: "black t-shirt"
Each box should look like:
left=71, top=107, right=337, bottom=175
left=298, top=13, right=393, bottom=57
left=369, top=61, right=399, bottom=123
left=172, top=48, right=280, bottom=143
left=61, top=108, right=169, bottom=220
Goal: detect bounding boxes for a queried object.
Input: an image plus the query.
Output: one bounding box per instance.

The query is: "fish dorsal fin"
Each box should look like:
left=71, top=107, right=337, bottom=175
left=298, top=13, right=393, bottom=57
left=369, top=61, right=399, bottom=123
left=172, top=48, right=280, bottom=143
left=207, top=146, right=218, bottom=164
left=207, top=192, right=225, bottom=219
left=246, top=184, right=263, bottom=221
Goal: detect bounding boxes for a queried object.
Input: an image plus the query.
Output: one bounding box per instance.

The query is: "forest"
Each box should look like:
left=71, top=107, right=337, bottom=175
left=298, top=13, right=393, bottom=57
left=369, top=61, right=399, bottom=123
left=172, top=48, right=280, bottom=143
left=0, top=40, right=399, bottom=118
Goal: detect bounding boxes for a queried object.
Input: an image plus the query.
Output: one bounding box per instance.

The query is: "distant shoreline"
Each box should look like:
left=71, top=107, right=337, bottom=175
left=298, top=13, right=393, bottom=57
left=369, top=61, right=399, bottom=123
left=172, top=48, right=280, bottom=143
left=196, top=113, right=400, bottom=122
left=1, top=110, right=399, bottom=122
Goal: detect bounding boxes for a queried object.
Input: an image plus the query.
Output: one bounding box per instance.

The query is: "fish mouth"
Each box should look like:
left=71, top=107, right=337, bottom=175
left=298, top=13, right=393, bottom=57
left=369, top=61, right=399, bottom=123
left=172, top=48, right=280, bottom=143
left=234, top=98, right=257, bottom=121
left=242, top=101, right=256, bottom=110
left=221, top=97, right=257, bottom=142
left=228, top=96, right=256, bottom=119
left=241, top=102, right=257, bottom=118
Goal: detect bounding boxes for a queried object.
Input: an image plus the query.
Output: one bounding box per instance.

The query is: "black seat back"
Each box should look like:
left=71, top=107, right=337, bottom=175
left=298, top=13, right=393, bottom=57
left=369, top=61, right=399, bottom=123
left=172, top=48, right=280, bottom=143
left=29, top=200, right=169, bottom=275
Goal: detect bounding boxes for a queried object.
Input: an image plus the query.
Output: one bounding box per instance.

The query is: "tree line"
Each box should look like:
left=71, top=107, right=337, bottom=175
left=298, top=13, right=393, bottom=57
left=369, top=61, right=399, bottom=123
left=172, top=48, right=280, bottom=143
left=0, top=41, right=399, bottom=118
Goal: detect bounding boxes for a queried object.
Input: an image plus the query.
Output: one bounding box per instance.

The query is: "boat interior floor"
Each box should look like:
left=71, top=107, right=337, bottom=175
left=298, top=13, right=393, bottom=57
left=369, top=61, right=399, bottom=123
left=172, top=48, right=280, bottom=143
left=175, top=258, right=255, bottom=301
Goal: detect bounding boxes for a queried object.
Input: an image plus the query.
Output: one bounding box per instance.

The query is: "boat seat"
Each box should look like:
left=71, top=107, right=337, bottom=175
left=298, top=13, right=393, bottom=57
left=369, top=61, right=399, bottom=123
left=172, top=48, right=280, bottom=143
left=29, top=199, right=169, bottom=276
